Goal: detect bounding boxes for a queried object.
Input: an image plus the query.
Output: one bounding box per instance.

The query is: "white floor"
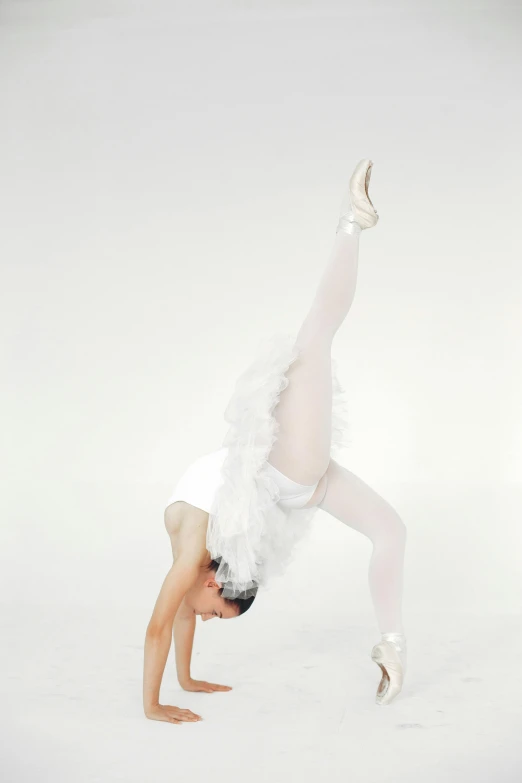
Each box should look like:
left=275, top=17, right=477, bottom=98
left=2, top=605, right=521, bottom=783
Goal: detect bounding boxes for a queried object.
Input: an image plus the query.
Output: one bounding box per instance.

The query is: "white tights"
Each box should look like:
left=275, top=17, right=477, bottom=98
left=268, top=230, right=406, bottom=636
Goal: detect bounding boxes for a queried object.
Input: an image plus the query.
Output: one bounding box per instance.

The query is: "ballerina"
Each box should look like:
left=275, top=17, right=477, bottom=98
left=143, top=159, right=408, bottom=724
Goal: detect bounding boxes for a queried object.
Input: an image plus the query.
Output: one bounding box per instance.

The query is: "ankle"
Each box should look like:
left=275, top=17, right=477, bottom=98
left=336, top=214, right=362, bottom=236
left=381, top=631, right=407, bottom=654
left=381, top=632, right=408, bottom=672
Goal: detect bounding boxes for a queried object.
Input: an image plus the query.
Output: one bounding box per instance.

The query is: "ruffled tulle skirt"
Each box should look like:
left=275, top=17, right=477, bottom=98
left=206, top=331, right=350, bottom=600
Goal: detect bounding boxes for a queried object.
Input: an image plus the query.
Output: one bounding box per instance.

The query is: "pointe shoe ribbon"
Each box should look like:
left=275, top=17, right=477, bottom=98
left=337, top=158, right=379, bottom=235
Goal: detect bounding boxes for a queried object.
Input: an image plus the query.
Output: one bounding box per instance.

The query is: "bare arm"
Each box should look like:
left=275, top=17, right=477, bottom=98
left=173, top=599, right=197, bottom=687
left=143, top=555, right=200, bottom=719
left=171, top=596, right=233, bottom=694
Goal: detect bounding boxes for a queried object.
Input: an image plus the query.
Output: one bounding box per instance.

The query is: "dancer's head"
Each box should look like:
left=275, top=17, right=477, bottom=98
left=183, top=559, right=257, bottom=620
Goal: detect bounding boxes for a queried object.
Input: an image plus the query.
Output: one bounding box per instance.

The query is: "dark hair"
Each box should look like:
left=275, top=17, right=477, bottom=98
left=206, top=559, right=257, bottom=616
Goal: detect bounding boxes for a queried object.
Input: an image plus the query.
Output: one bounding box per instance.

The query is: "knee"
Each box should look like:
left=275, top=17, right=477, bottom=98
left=374, top=510, right=407, bottom=547
left=387, top=509, right=407, bottom=537
left=394, top=515, right=407, bottom=542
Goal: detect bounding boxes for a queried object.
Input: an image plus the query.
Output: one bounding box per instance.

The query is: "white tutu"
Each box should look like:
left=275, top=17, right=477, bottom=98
left=206, top=331, right=350, bottom=600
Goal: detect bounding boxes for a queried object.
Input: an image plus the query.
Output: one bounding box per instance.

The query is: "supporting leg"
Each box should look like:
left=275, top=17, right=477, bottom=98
left=318, top=459, right=407, bottom=636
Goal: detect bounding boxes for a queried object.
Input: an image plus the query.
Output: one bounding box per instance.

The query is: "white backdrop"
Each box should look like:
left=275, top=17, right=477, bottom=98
left=1, top=1, right=521, bottom=618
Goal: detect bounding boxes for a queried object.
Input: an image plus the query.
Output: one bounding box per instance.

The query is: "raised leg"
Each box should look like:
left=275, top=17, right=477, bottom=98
left=318, top=459, right=407, bottom=635
left=268, top=231, right=360, bottom=485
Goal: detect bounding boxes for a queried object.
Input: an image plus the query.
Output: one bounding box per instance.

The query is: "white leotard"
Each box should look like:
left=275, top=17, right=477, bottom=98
left=165, top=447, right=318, bottom=513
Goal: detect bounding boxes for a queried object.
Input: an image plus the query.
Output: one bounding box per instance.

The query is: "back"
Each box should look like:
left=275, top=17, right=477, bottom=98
left=165, top=447, right=229, bottom=514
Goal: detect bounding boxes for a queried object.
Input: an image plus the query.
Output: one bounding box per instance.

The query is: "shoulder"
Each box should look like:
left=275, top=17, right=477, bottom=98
left=165, top=500, right=207, bottom=534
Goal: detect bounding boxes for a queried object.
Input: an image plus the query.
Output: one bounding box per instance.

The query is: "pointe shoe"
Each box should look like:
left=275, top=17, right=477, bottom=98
left=336, top=158, right=379, bottom=236
left=371, top=634, right=407, bottom=706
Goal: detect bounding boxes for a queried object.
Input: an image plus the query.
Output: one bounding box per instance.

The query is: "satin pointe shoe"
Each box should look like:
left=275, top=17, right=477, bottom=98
left=371, top=632, right=407, bottom=706
left=336, top=158, right=379, bottom=236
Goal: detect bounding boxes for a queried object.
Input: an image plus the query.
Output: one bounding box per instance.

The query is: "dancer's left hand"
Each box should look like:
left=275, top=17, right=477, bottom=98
left=180, top=678, right=233, bottom=693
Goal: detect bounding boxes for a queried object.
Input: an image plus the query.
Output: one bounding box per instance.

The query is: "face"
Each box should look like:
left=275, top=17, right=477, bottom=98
left=185, top=574, right=240, bottom=620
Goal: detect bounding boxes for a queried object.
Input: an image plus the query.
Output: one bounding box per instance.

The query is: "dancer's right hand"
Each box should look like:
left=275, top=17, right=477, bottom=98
left=145, top=703, right=203, bottom=724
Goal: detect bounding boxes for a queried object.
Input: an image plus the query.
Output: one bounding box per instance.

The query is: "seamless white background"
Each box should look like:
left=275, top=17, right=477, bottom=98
left=1, top=2, right=521, bottom=781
